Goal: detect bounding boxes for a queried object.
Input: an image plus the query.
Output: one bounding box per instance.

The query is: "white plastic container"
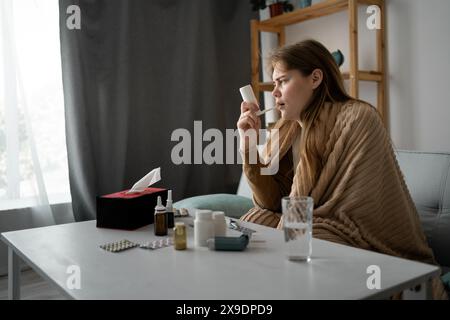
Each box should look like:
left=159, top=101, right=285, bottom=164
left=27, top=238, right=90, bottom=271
left=213, top=211, right=227, bottom=237
left=194, top=210, right=214, bottom=247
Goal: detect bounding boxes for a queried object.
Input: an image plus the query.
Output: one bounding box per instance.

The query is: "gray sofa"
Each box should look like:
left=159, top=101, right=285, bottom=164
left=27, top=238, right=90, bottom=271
left=395, top=150, right=450, bottom=274
left=174, top=150, right=450, bottom=278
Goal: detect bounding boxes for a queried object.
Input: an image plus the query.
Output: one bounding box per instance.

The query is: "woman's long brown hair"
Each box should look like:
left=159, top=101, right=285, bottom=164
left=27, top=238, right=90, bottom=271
left=268, top=39, right=353, bottom=193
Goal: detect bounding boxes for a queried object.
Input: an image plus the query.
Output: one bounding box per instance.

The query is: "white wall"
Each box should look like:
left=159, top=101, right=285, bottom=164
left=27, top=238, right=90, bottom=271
left=388, top=0, right=450, bottom=152
left=261, top=0, right=450, bottom=152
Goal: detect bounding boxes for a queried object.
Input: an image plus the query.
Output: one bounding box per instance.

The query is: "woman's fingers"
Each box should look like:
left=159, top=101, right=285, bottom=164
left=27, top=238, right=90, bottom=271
left=238, top=110, right=262, bottom=131
left=237, top=105, right=262, bottom=152
left=241, top=101, right=260, bottom=114
left=237, top=113, right=256, bottom=131
left=244, top=110, right=259, bottom=127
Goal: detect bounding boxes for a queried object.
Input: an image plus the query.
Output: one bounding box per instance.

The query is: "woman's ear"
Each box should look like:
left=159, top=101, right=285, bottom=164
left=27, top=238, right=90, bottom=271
left=311, top=69, right=323, bottom=89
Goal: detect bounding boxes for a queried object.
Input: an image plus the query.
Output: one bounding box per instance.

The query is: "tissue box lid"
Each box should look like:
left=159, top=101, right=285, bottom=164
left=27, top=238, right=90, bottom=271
left=101, top=187, right=166, bottom=199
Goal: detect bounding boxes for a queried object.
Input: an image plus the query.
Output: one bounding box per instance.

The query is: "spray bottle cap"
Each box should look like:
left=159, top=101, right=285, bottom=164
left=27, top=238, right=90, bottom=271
left=155, top=196, right=166, bottom=212
left=166, top=190, right=173, bottom=211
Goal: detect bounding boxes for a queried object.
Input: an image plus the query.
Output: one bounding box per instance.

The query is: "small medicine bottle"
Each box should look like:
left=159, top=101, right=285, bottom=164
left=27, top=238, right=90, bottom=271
left=173, top=222, right=187, bottom=250
left=213, top=211, right=227, bottom=237
left=154, top=196, right=167, bottom=236
left=194, top=210, right=214, bottom=247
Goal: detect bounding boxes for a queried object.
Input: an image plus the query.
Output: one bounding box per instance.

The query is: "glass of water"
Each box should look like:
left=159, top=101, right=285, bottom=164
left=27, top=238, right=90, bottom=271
left=282, top=196, right=313, bottom=262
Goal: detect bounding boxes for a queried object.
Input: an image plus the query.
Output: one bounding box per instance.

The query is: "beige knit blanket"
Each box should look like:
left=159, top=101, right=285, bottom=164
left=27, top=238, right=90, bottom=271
left=241, top=100, right=447, bottom=299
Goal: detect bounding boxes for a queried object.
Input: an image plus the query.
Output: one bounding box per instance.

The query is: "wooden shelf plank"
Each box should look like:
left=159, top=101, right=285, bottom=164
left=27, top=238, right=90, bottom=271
left=358, top=0, right=383, bottom=7
left=251, top=20, right=260, bottom=101
left=343, top=71, right=383, bottom=81
left=259, top=0, right=383, bottom=28
left=258, top=70, right=383, bottom=92
left=376, top=0, right=387, bottom=127
left=259, top=82, right=275, bottom=92
left=257, top=24, right=283, bottom=34
left=260, top=0, right=349, bottom=27
left=349, top=0, right=359, bottom=97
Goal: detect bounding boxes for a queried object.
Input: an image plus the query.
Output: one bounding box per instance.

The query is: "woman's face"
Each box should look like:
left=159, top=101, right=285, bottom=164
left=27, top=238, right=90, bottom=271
left=272, top=62, right=322, bottom=121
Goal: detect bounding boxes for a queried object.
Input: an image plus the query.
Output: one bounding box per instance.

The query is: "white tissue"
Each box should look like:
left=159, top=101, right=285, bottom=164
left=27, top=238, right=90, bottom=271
left=126, top=167, right=161, bottom=194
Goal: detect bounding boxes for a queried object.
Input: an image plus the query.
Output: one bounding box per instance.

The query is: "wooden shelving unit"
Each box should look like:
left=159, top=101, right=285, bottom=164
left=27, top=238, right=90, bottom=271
left=250, top=0, right=387, bottom=126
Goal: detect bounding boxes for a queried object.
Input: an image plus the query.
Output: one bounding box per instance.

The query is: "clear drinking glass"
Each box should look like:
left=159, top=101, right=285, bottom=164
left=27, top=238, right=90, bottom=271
left=282, top=196, right=313, bottom=262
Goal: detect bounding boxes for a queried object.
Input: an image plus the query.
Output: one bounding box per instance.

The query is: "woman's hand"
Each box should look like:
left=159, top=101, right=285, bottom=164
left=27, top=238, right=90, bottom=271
left=237, top=101, right=261, bottom=152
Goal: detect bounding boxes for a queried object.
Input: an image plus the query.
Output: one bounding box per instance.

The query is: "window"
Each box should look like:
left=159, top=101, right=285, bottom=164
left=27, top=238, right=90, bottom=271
left=0, top=0, right=71, bottom=210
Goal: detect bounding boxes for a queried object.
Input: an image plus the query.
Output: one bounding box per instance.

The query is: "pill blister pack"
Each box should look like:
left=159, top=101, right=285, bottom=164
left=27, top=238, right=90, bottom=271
left=100, top=237, right=173, bottom=253
left=174, top=208, right=190, bottom=218
left=229, top=219, right=256, bottom=235
left=139, top=237, right=173, bottom=250
left=99, top=239, right=139, bottom=253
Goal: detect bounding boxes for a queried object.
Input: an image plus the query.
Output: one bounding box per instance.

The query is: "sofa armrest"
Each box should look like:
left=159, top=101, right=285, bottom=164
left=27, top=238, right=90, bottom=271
left=173, top=193, right=253, bottom=219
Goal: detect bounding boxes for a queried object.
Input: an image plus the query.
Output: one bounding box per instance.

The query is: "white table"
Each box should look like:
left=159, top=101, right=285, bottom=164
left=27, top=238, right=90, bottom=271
left=1, top=218, right=439, bottom=300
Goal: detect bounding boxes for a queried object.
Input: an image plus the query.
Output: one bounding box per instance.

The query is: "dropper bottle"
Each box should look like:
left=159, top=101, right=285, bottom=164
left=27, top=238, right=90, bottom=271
left=154, top=196, right=167, bottom=236
left=166, top=190, right=175, bottom=229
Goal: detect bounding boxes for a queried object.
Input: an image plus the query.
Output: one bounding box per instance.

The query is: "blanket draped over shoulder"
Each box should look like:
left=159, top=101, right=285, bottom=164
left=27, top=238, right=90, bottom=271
left=241, top=101, right=447, bottom=299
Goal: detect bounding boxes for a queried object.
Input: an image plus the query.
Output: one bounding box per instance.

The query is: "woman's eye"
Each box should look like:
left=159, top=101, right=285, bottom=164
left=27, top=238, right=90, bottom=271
left=273, top=79, right=288, bottom=87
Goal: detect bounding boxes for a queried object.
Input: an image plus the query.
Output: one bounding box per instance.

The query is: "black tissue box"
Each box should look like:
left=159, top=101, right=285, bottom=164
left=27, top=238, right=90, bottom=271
left=96, top=187, right=167, bottom=230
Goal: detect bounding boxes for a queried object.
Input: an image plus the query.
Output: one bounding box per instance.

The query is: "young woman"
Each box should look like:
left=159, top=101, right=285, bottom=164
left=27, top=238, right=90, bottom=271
left=237, top=39, right=447, bottom=299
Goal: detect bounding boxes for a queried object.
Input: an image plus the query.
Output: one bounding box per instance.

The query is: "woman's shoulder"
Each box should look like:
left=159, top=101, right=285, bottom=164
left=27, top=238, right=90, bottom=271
left=337, top=99, right=382, bottom=124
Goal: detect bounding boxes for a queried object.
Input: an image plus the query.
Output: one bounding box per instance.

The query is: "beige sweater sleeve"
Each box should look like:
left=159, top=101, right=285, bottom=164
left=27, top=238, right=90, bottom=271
left=242, top=147, right=294, bottom=212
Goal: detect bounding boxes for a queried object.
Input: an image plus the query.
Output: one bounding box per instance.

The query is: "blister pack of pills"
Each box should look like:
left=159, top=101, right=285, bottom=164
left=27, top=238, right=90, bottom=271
left=139, top=237, right=173, bottom=250
left=229, top=219, right=256, bottom=235
left=174, top=208, right=190, bottom=218
left=99, top=239, right=139, bottom=253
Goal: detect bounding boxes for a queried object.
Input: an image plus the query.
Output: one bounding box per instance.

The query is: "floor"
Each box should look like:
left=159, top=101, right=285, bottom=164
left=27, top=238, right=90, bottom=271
left=0, top=268, right=65, bottom=300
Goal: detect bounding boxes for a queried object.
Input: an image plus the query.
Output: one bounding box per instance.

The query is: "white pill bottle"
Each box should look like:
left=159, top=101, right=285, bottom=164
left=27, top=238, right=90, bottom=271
left=194, top=210, right=215, bottom=247
left=213, top=211, right=227, bottom=237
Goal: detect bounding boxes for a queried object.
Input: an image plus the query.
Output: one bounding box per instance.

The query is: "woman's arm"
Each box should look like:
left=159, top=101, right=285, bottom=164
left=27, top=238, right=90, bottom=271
left=242, top=146, right=294, bottom=212
left=237, top=100, right=295, bottom=212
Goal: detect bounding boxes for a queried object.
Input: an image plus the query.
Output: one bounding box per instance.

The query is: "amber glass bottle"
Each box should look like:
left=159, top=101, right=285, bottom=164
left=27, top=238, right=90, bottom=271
left=154, top=196, right=167, bottom=236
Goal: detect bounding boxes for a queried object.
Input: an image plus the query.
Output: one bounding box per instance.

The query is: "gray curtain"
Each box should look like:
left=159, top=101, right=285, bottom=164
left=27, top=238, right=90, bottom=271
left=59, top=0, right=256, bottom=221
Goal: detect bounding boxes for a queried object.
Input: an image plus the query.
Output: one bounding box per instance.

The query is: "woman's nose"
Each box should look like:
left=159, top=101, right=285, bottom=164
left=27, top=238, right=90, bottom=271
left=272, top=86, right=280, bottom=98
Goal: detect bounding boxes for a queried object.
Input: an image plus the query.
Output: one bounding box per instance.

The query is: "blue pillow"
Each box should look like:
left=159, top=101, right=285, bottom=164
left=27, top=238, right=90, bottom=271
left=173, top=193, right=253, bottom=219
